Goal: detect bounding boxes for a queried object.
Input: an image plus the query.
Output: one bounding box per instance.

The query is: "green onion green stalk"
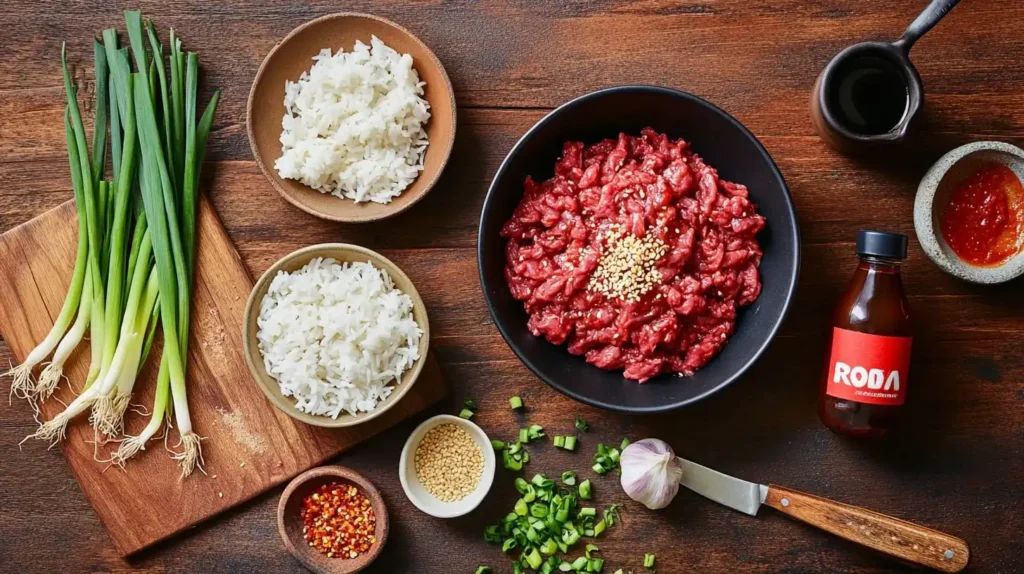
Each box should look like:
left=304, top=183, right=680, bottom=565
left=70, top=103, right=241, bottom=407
left=23, top=44, right=116, bottom=446
left=18, top=12, right=219, bottom=479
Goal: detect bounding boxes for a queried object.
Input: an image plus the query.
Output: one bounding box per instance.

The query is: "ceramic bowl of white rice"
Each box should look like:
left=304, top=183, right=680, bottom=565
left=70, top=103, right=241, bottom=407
left=247, top=12, right=456, bottom=223
left=243, top=243, right=430, bottom=427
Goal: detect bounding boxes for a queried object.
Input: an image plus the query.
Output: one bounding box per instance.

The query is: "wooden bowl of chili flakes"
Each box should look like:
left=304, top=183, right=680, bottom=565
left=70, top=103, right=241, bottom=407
left=278, top=466, right=389, bottom=573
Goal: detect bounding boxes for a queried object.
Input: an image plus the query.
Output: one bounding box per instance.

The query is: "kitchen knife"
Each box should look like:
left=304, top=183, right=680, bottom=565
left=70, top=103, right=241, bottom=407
left=678, top=458, right=969, bottom=572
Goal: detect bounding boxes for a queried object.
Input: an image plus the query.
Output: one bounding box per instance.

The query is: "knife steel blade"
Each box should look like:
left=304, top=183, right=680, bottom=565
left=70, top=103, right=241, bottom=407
left=678, top=457, right=768, bottom=516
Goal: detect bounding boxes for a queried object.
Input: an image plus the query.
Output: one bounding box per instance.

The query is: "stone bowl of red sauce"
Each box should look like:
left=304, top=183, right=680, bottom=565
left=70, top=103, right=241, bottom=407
left=915, top=141, right=1024, bottom=284
left=478, top=86, right=800, bottom=413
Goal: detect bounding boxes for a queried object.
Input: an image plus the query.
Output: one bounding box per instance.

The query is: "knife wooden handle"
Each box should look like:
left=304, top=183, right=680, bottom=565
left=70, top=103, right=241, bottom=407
left=765, top=485, right=969, bottom=572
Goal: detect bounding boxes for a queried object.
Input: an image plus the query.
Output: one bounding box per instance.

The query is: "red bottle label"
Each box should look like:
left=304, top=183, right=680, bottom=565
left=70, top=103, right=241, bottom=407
left=826, top=328, right=912, bottom=406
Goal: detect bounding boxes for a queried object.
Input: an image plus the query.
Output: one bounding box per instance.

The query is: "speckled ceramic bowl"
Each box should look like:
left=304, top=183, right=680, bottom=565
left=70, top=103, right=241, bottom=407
left=914, top=141, right=1024, bottom=284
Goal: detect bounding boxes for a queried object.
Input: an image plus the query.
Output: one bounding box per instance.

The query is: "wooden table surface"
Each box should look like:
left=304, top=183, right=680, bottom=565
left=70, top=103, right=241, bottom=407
left=2, top=1, right=1022, bottom=572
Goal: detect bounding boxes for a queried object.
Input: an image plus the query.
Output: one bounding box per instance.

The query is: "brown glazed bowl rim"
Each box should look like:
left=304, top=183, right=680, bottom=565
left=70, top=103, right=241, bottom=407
left=278, top=465, right=389, bottom=573
left=242, top=243, right=430, bottom=428
left=815, top=40, right=923, bottom=143
left=246, top=12, right=457, bottom=223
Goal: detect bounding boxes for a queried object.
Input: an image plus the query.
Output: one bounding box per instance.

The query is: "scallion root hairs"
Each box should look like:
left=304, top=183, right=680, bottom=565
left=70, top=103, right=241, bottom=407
left=88, top=394, right=118, bottom=439
left=111, top=357, right=169, bottom=467
left=6, top=363, right=36, bottom=404
left=173, top=431, right=205, bottom=479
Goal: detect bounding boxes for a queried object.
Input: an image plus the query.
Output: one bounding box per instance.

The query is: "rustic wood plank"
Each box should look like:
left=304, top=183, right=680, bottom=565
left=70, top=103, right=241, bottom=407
left=1, top=1, right=1022, bottom=116
left=4, top=107, right=1023, bottom=252
left=1, top=0, right=1022, bottom=572
left=2, top=328, right=1021, bottom=573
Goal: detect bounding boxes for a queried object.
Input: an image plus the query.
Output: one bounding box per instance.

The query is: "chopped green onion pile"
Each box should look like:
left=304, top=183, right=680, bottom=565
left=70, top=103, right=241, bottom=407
left=485, top=472, right=622, bottom=573
left=578, top=479, right=592, bottom=500
left=593, top=439, right=629, bottom=475
left=501, top=439, right=531, bottom=471
left=17, top=11, right=219, bottom=478
left=552, top=435, right=578, bottom=451
left=500, top=421, right=544, bottom=472
left=518, top=424, right=544, bottom=443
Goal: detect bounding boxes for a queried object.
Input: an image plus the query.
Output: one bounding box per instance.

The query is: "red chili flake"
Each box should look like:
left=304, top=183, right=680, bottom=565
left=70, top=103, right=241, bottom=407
left=300, top=482, right=377, bottom=559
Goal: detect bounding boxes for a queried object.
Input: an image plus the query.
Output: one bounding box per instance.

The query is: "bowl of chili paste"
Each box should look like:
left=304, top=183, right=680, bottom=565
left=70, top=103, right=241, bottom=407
left=478, top=86, right=799, bottom=413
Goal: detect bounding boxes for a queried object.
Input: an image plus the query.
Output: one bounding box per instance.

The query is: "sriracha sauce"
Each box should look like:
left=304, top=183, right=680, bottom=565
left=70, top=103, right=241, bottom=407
left=940, top=161, right=1024, bottom=267
left=819, top=230, right=912, bottom=438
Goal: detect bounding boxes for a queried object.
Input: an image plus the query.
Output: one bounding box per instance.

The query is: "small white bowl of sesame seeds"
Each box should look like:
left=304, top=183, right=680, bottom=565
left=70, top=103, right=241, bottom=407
left=399, top=414, right=496, bottom=518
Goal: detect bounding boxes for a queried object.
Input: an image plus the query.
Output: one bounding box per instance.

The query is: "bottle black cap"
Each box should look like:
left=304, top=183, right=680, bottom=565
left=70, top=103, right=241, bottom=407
left=857, top=230, right=908, bottom=259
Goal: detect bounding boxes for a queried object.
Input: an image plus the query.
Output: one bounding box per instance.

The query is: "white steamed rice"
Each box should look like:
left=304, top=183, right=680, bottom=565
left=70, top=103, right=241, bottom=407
left=256, top=257, right=422, bottom=418
left=274, top=35, right=431, bottom=204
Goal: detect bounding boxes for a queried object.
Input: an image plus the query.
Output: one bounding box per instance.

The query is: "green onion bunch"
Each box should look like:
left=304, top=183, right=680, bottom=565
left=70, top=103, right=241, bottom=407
left=14, top=11, right=219, bottom=478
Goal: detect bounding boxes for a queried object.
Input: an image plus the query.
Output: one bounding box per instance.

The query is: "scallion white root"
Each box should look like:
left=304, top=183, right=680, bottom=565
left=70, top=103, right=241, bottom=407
left=7, top=241, right=88, bottom=390
left=36, top=267, right=94, bottom=401
left=112, top=358, right=169, bottom=466
left=90, top=265, right=158, bottom=437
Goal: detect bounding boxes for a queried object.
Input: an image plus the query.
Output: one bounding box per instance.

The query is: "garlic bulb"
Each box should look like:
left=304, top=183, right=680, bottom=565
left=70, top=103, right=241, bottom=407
left=619, top=438, right=684, bottom=510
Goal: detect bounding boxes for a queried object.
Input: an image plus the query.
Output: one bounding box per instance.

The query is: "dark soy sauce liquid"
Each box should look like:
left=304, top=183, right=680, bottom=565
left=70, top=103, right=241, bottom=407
left=828, top=55, right=909, bottom=135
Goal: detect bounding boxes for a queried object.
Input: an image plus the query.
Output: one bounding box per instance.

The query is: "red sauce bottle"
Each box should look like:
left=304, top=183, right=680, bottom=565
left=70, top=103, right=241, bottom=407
left=819, top=230, right=912, bottom=438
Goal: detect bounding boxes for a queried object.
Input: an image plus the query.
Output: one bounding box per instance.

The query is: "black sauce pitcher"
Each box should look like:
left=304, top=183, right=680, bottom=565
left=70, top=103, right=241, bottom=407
left=811, top=0, right=962, bottom=153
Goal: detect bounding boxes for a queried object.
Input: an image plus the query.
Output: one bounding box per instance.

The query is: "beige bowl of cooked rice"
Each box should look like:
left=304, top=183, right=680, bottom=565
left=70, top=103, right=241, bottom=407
left=243, top=243, right=430, bottom=428
left=247, top=12, right=456, bottom=223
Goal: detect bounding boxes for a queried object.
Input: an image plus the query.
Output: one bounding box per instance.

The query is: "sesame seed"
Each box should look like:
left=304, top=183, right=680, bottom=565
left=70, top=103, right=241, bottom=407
left=414, top=423, right=484, bottom=503
left=587, top=224, right=668, bottom=303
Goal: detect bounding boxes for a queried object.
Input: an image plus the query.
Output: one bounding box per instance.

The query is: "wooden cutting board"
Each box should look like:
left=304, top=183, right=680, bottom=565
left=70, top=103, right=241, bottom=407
left=0, top=197, right=449, bottom=556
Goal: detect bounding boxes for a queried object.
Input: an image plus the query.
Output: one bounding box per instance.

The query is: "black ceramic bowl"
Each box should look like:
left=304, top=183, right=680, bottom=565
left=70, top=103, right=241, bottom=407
left=478, top=86, right=800, bottom=413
